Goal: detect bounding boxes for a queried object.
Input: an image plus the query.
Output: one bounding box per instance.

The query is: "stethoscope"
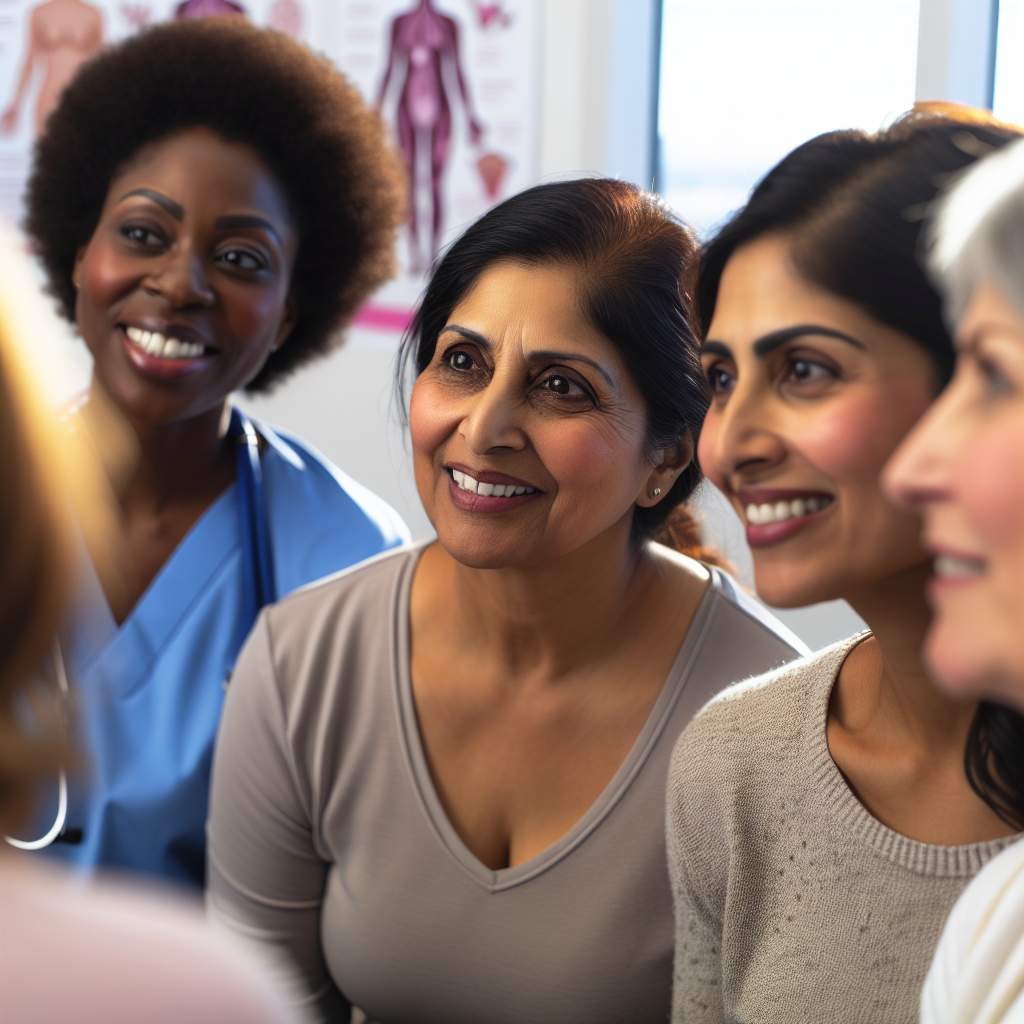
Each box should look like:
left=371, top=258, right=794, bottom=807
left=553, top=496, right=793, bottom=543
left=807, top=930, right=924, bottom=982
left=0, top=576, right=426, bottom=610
left=4, top=406, right=276, bottom=851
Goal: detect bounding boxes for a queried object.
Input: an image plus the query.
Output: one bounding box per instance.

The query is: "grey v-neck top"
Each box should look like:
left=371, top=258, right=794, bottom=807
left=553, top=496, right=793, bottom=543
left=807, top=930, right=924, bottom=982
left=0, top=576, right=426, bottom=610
left=207, top=543, right=806, bottom=1024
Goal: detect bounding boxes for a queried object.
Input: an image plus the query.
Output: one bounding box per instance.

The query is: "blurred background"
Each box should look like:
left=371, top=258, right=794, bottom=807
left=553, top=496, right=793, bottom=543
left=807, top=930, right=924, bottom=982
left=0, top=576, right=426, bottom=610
left=0, top=0, right=1017, bottom=647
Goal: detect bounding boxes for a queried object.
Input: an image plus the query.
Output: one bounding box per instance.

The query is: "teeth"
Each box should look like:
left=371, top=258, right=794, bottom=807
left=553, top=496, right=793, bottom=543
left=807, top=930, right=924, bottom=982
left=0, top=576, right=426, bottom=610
left=934, top=555, right=984, bottom=578
left=450, top=469, right=537, bottom=498
left=745, top=496, right=831, bottom=525
left=125, top=326, right=204, bottom=360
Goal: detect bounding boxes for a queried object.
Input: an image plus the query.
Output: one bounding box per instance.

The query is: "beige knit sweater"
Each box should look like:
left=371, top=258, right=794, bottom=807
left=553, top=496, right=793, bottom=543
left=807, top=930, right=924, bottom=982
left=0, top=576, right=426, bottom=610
left=666, top=636, right=1015, bottom=1024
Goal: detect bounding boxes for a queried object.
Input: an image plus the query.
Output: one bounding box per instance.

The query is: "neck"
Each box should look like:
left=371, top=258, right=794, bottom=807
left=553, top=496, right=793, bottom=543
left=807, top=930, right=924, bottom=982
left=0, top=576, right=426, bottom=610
left=841, top=563, right=977, bottom=755
left=427, top=522, right=651, bottom=681
left=85, top=378, right=233, bottom=515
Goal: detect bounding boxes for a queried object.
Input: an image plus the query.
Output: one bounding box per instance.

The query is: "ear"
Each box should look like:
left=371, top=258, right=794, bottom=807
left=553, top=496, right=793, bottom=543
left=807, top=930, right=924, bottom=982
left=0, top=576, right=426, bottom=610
left=637, top=434, right=695, bottom=508
left=270, top=295, right=297, bottom=353
left=72, top=246, right=86, bottom=292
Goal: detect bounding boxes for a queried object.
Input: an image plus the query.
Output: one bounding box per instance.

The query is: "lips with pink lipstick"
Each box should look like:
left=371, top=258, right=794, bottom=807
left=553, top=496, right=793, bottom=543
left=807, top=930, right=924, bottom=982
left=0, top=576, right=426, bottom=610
left=737, top=488, right=835, bottom=547
left=445, top=463, right=544, bottom=513
left=119, top=321, right=218, bottom=380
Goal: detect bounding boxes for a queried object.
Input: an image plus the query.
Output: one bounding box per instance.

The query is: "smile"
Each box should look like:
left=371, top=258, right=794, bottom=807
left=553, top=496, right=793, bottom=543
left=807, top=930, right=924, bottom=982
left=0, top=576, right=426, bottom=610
left=448, top=467, right=538, bottom=498
left=736, top=489, right=835, bottom=549
left=124, top=325, right=207, bottom=360
left=933, top=554, right=986, bottom=580
left=745, top=495, right=833, bottom=525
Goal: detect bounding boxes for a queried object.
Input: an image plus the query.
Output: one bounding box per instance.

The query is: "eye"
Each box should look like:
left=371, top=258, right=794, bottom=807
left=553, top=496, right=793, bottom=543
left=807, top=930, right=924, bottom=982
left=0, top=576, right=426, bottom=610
left=784, top=355, right=836, bottom=387
left=704, top=362, right=735, bottom=396
left=120, top=223, right=164, bottom=249
left=443, top=348, right=477, bottom=372
left=533, top=370, right=595, bottom=407
left=217, top=248, right=268, bottom=272
left=542, top=373, right=575, bottom=395
left=977, top=354, right=1015, bottom=397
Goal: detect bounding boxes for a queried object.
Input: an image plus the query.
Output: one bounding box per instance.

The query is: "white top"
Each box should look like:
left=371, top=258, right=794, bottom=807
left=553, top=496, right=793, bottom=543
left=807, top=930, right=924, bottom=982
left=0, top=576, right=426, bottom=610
left=922, top=837, right=1024, bottom=1023
left=0, top=856, right=307, bottom=1024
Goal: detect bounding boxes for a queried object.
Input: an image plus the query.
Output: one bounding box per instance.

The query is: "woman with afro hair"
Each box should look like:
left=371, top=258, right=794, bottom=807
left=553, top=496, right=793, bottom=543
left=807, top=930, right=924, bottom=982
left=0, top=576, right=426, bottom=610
left=12, top=18, right=409, bottom=888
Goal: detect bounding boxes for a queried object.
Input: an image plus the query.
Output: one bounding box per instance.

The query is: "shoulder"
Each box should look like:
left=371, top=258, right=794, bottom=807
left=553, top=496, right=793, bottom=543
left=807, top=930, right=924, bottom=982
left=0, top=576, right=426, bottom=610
left=261, top=542, right=420, bottom=663
left=701, top=563, right=809, bottom=660
left=670, top=635, right=858, bottom=790
left=922, top=838, right=1024, bottom=1023
left=1, top=865, right=302, bottom=1023
left=261, top=421, right=409, bottom=544
left=254, top=418, right=410, bottom=591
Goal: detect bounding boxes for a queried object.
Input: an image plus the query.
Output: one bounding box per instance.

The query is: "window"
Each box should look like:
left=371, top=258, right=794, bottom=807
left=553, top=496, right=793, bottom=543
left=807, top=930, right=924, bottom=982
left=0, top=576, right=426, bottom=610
left=994, top=0, right=1024, bottom=123
left=657, top=0, right=921, bottom=237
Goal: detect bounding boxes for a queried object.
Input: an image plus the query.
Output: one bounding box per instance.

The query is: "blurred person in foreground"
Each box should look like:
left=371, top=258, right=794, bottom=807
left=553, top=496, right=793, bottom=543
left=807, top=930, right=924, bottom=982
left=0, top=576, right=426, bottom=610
left=0, top=230, right=305, bottom=1024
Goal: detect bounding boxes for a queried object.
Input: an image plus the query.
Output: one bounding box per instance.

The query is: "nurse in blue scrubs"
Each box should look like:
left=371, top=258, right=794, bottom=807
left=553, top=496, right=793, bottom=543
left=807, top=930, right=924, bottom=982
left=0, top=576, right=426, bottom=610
left=10, top=19, right=410, bottom=886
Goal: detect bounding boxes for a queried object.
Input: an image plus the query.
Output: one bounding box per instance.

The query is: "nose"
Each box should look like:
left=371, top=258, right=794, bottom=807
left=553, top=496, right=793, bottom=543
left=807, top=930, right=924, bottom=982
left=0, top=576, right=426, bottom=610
left=145, top=244, right=215, bottom=308
left=700, top=383, right=787, bottom=488
left=883, top=387, right=959, bottom=512
left=458, top=378, right=527, bottom=455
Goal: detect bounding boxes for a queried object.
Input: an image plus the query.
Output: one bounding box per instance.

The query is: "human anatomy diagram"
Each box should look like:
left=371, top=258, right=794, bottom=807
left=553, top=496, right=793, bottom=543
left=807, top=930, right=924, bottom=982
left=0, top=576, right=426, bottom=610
left=1, top=0, right=103, bottom=135
left=376, top=0, right=486, bottom=273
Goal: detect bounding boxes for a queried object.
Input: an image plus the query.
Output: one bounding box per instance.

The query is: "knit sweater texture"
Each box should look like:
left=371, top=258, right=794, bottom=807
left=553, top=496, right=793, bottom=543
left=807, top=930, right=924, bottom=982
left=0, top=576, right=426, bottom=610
left=666, top=635, right=1015, bottom=1024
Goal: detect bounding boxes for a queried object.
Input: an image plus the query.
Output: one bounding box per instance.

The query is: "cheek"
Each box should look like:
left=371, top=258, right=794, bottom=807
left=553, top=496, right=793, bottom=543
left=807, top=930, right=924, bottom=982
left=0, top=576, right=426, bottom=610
left=697, top=412, right=726, bottom=490
left=409, top=377, right=459, bottom=466
left=960, top=412, right=1024, bottom=552
left=800, top=387, right=930, bottom=483
left=538, top=418, right=639, bottom=494
left=76, top=240, right=128, bottom=313
left=217, top=281, right=291, bottom=351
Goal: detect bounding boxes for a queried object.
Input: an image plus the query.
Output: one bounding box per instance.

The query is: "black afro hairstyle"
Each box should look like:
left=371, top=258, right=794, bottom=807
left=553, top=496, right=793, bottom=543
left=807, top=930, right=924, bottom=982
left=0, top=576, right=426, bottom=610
left=25, top=18, right=405, bottom=392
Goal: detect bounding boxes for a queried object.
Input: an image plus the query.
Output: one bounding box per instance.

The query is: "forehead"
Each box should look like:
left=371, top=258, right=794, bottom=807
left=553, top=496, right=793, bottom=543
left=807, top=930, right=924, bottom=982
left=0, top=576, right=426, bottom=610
left=449, top=261, right=626, bottom=366
left=710, top=235, right=871, bottom=341
left=105, top=127, right=293, bottom=227
left=958, top=280, right=1024, bottom=343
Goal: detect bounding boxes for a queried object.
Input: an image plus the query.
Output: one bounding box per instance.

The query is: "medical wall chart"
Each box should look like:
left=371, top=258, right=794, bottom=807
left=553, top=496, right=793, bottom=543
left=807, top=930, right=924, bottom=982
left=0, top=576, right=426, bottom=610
left=0, top=0, right=540, bottom=333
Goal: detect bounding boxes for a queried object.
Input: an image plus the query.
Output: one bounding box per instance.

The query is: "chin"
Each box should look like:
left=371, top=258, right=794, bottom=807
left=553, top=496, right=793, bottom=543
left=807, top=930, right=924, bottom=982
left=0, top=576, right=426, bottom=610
left=436, top=530, right=527, bottom=571
left=925, top=625, right=1024, bottom=710
left=751, top=564, right=840, bottom=610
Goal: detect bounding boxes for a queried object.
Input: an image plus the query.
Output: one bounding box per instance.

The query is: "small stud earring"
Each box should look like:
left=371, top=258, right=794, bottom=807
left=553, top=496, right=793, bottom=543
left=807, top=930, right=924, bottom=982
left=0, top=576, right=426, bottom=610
left=651, top=487, right=662, bottom=498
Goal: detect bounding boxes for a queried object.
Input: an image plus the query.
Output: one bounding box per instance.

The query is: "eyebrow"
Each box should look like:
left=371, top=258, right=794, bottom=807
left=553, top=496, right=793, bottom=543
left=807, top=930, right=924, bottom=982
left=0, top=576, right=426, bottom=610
left=702, top=323, right=866, bottom=359
left=440, top=324, right=616, bottom=387
left=215, top=214, right=283, bottom=245
left=119, top=188, right=183, bottom=220
left=117, top=191, right=284, bottom=245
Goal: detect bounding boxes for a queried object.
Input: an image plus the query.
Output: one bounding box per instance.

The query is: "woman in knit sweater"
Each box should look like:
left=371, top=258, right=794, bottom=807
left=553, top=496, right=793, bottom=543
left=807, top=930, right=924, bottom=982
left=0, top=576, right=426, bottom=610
left=666, top=110, right=1024, bottom=1024
left=886, top=138, right=1024, bottom=1024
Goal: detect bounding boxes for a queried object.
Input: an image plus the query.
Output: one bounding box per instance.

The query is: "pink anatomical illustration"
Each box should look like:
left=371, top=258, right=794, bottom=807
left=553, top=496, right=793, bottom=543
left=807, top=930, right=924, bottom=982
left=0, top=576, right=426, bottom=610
left=471, top=2, right=512, bottom=30
left=119, top=4, right=153, bottom=30
left=376, top=0, right=485, bottom=273
left=267, top=0, right=303, bottom=37
left=174, top=0, right=247, bottom=19
left=1, top=0, right=103, bottom=136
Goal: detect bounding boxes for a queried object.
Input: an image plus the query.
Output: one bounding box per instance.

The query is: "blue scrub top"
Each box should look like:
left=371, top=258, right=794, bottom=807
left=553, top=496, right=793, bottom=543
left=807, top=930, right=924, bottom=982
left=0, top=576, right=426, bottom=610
left=35, top=415, right=409, bottom=887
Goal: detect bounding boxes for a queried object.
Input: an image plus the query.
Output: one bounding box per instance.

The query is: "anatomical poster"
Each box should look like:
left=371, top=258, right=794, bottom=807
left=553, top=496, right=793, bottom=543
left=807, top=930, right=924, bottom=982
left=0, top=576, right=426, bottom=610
left=0, top=0, right=540, bottom=332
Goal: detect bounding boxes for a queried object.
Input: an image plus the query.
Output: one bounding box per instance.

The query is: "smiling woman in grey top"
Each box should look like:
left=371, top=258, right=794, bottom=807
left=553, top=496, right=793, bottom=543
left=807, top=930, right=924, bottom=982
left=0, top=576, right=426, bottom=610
left=208, top=543, right=802, bottom=1023
left=206, top=179, right=804, bottom=1023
